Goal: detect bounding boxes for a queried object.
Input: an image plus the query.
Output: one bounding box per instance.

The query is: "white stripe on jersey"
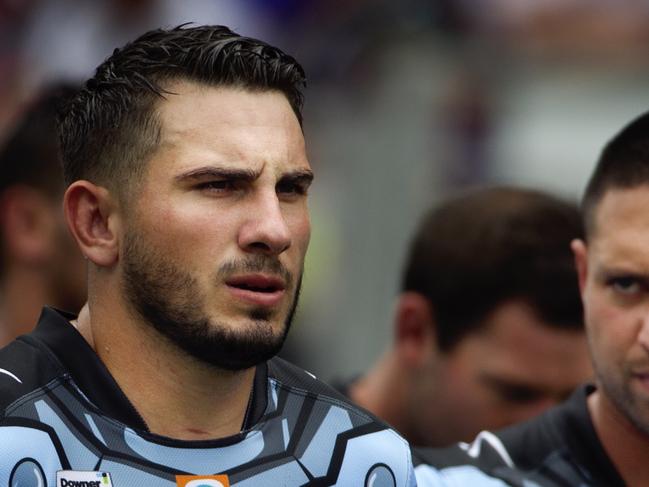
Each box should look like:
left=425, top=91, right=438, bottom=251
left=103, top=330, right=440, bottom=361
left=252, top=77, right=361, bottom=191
left=460, top=430, right=515, bottom=467
left=0, top=368, right=21, bottom=383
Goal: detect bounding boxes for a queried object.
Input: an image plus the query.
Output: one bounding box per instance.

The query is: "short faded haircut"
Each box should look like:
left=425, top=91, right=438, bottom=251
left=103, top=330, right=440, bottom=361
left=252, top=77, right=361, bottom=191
left=582, top=111, right=649, bottom=239
left=58, top=24, right=306, bottom=199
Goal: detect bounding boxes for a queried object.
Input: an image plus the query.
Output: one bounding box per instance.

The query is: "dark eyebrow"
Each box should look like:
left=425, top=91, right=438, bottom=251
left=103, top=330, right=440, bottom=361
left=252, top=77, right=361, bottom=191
left=595, top=267, right=649, bottom=284
left=478, top=374, right=546, bottom=396
left=175, top=166, right=261, bottom=183
left=279, top=169, right=315, bottom=185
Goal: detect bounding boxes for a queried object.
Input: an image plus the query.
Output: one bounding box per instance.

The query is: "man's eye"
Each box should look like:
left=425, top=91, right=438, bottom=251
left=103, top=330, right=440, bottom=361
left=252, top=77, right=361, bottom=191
left=495, top=385, right=543, bottom=404
left=481, top=375, right=545, bottom=404
left=197, top=180, right=235, bottom=192
left=276, top=181, right=307, bottom=196
left=609, top=276, right=641, bottom=295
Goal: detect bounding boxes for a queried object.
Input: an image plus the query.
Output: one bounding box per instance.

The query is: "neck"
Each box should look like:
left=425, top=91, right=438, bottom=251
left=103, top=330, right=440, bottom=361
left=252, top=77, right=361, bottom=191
left=350, top=352, right=412, bottom=438
left=77, top=299, right=256, bottom=440
left=0, top=268, right=49, bottom=346
left=588, top=387, right=649, bottom=484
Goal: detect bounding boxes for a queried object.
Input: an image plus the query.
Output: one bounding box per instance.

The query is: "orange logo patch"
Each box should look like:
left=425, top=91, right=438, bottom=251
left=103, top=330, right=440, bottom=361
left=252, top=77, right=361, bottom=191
left=176, top=475, right=230, bottom=487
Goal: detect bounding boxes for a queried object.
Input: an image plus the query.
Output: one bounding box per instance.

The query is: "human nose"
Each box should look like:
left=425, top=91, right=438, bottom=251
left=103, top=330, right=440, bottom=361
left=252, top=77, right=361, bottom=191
left=638, top=310, right=649, bottom=352
left=238, top=190, right=291, bottom=255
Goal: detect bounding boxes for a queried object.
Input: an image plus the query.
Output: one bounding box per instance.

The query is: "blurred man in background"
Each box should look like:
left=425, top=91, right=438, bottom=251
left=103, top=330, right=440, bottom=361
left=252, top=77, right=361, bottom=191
left=0, top=85, right=86, bottom=346
left=414, top=107, right=649, bottom=487
left=341, top=186, right=592, bottom=447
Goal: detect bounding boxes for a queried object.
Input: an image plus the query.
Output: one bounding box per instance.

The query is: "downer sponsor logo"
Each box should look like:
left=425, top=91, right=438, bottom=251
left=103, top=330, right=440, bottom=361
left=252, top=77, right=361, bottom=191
left=57, top=471, right=112, bottom=487
left=176, top=475, right=230, bottom=487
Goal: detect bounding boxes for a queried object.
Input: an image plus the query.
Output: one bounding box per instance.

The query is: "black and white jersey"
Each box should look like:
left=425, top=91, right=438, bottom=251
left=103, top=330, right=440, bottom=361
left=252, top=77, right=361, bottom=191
left=0, top=308, right=416, bottom=486
left=413, top=385, right=624, bottom=487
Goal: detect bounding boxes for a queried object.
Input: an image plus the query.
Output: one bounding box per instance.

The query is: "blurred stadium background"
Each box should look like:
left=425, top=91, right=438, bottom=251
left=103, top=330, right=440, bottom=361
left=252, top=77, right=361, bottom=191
left=2, top=0, right=648, bottom=380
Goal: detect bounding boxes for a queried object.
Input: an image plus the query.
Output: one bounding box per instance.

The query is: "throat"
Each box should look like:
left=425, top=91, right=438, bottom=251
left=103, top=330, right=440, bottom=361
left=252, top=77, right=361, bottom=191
left=133, top=366, right=256, bottom=440
left=589, top=389, right=649, bottom=484
left=105, top=333, right=256, bottom=439
left=89, top=304, right=259, bottom=440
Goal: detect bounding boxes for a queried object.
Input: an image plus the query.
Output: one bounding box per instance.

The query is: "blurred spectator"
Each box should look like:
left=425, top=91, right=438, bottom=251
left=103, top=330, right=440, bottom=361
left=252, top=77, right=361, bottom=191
left=0, top=0, right=263, bottom=136
left=337, top=186, right=592, bottom=447
left=0, top=0, right=36, bottom=139
left=0, top=84, right=86, bottom=346
left=438, top=68, right=494, bottom=187
left=17, top=0, right=263, bottom=90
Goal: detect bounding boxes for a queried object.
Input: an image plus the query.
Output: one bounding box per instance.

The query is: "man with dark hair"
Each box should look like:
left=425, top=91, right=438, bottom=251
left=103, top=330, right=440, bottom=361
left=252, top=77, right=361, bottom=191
left=0, top=25, right=415, bottom=486
left=0, top=85, right=86, bottom=345
left=343, top=187, right=591, bottom=447
left=414, top=111, right=649, bottom=486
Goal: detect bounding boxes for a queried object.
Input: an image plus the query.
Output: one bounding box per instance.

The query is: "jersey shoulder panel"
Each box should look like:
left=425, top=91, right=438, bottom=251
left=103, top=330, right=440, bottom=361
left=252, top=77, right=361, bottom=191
left=266, top=357, right=416, bottom=486
left=495, top=402, right=566, bottom=469
left=0, top=336, right=64, bottom=414
left=267, top=356, right=404, bottom=428
left=268, top=357, right=347, bottom=397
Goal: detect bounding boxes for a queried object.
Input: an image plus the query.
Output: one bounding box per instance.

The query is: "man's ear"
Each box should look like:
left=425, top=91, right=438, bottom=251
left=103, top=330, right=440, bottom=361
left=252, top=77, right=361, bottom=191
left=571, top=238, right=589, bottom=295
left=394, top=292, right=438, bottom=369
left=0, top=186, right=57, bottom=264
left=64, top=181, right=120, bottom=267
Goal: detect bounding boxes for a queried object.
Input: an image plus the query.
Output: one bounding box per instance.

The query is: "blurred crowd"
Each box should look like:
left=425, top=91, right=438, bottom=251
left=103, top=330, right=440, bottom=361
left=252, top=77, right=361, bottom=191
left=4, top=0, right=649, bottom=136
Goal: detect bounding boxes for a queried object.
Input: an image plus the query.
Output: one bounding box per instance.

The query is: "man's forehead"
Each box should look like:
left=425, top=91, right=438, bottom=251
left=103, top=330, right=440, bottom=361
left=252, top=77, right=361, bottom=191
left=471, top=317, right=588, bottom=390
left=591, top=186, right=649, bottom=240
left=587, top=186, right=649, bottom=265
left=149, top=82, right=308, bottom=177
left=157, top=81, right=299, bottom=128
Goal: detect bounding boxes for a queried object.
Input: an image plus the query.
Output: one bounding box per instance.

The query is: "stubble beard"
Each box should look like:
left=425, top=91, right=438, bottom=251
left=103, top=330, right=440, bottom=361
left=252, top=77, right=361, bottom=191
left=121, top=231, right=302, bottom=371
left=594, top=358, right=649, bottom=437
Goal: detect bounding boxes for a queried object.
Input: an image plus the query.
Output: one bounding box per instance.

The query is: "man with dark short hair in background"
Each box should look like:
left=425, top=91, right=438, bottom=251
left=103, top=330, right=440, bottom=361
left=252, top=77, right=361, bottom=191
left=0, top=25, right=415, bottom=486
left=341, top=187, right=592, bottom=448
left=0, top=85, right=86, bottom=346
left=415, top=111, right=649, bottom=486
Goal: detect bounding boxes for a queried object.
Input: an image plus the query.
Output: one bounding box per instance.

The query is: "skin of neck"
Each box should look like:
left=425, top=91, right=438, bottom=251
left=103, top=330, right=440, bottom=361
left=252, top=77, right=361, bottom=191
left=588, top=387, right=649, bottom=484
left=75, top=281, right=256, bottom=441
left=349, top=350, right=417, bottom=441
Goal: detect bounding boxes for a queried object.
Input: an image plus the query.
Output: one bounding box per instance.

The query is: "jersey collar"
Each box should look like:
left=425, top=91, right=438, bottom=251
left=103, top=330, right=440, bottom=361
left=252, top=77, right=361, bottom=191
left=27, top=307, right=268, bottom=435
